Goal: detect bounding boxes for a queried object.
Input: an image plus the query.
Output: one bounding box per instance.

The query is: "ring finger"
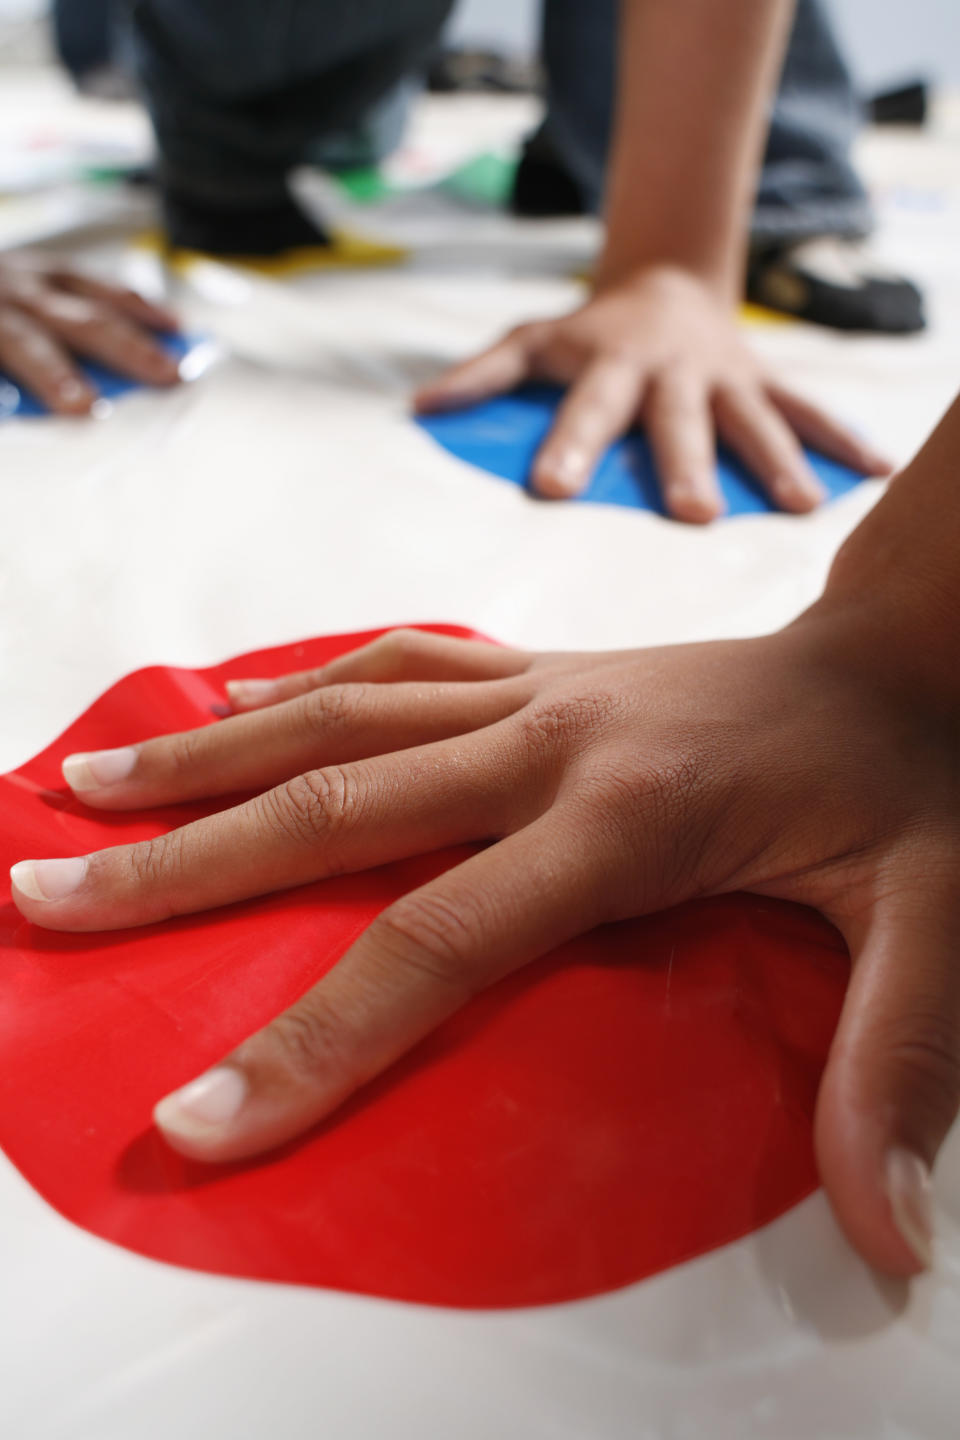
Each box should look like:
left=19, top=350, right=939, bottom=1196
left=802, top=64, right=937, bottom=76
left=62, top=676, right=534, bottom=809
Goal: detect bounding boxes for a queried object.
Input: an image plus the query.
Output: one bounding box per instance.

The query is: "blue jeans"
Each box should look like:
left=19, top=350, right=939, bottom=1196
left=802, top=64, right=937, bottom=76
left=123, top=0, right=872, bottom=241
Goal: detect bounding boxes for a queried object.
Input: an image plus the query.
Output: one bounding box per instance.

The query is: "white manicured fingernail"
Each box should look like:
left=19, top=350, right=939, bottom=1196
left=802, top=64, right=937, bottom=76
left=541, top=448, right=587, bottom=495
left=58, top=378, right=92, bottom=404
left=775, top=472, right=825, bottom=507
left=669, top=483, right=719, bottom=523
left=865, top=452, right=893, bottom=476
left=225, top=678, right=278, bottom=708
left=10, top=856, right=88, bottom=902
left=886, top=1148, right=934, bottom=1269
left=154, top=1066, right=248, bottom=1139
left=63, top=746, right=137, bottom=791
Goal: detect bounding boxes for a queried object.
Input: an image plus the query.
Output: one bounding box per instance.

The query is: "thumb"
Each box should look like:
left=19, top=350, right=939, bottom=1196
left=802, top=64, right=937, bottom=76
left=815, top=891, right=960, bottom=1276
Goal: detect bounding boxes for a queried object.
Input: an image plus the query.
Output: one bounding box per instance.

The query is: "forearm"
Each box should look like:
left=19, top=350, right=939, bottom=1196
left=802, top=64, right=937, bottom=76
left=813, top=391, right=960, bottom=699
left=597, top=0, right=796, bottom=299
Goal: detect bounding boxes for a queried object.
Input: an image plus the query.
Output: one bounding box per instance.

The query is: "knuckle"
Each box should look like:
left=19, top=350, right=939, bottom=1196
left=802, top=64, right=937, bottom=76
left=369, top=627, right=426, bottom=678
left=569, top=747, right=714, bottom=894
left=517, top=690, right=621, bottom=763
left=265, top=765, right=359, bottom=849
left=127, top=830, right=182, bottom=888
left=269, top=1001, right=358, bottom=1088
left=163, top=728, right=204, bottom=780
left=61, top=299, right=102, bottom=334
left=601, top=340, right=642, bottom=369
left=374, top=889, right=483, bottom=994
left=881, top=1020, right=960, bottom=1133
left=300, top=683, right=361, bottom=734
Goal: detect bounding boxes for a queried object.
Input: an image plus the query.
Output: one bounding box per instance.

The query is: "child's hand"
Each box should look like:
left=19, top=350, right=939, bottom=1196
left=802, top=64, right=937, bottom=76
left=0, top=253, right=180, bottom=414
left=415, top=266, right=889, bottom=521
left=12, top=616, right=959, bottom=1279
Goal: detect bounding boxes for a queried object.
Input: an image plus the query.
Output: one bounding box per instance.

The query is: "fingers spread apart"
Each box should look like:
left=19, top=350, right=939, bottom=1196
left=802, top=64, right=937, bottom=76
left=20, top=290, right=180, bottom=387
left=12, top=713, right=540, bottom=933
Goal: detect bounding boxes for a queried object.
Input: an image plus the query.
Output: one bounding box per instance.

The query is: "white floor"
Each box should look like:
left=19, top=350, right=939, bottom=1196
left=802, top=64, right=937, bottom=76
left=1, top=71, right=959, bottom=1439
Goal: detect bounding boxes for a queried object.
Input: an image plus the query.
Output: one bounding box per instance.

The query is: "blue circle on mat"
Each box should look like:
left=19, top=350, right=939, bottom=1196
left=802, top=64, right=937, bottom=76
left=0, top=331, right=198, bottom=418
left=416, top=385, right=865, bottom=517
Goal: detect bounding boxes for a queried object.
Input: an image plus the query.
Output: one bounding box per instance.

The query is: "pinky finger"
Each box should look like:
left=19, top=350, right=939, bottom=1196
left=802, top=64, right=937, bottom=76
left=765, top=384, right=893, bottom=477
left=714, top=383, right=825, bottom=513
left=226, top=629, right=532, bottom=712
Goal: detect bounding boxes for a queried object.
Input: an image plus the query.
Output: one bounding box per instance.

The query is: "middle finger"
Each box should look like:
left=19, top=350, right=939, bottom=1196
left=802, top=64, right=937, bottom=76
left=12, top=724, right=532, bottom=933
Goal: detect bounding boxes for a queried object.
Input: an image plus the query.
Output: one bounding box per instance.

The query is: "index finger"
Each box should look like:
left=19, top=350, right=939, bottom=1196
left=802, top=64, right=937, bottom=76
left=413, top=326, right=543, bottom=413
left=152, top=811, right=610, bottom=1163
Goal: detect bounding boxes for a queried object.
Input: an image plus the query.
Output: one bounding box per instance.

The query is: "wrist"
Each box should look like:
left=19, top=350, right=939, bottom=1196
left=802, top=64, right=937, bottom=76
left=591, top=258, right=738, bottom=310
left=796, top=477, right=960, bottom=713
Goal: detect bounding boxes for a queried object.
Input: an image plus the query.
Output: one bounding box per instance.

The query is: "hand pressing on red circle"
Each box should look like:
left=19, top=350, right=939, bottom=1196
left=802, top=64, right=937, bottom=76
left=12, top=595, right=960, bottom=1281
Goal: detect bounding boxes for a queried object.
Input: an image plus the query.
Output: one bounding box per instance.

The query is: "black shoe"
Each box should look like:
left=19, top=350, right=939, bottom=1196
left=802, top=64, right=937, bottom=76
left=868, top=80, right=928, bottom=127
left=162, top=189, right=331, bottom=256
left=747, top=237, right=926, bottom=333
left=426, top=47, right=538, bottom=95
left=510, top=129, right=587, bottom=218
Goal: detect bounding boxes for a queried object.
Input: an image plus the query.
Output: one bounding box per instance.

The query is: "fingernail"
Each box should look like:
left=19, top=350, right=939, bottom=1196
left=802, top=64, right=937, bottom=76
left=154, top=1066, right=248, bottom=1140
left=540, top=448, right=587, bottom=496
left=10, top=856, right=88, bottom=902
left=668, top=482, right=721, bottom=524
left=58, top=378, right=93, bottom=406
left=865, top=451, right=893, bottom=477
left=62, top=746, right=137, bottom=792
left=225, top=678, right=278, bottom=709
left=775, top=473, right=826, bottom=509
left=885, top=1147, right=934, bottom=1269
left=154, top=355, right=181, bottom=383
left=414, top=386, right=468, bottom=413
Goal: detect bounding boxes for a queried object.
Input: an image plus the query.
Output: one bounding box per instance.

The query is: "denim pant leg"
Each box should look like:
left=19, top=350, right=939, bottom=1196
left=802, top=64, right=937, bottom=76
left=540, top=0, right=872, bottom=241
left=120, top=0, right=453, bottom=209
left=754, top=0, right=873, bottom=242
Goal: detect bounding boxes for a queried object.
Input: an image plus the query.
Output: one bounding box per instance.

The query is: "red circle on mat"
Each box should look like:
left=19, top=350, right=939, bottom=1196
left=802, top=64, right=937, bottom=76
left=0, top=626, right=848, bottom=1308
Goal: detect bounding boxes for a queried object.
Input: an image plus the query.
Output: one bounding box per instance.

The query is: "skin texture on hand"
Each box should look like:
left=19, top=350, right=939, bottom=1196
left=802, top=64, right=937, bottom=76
left=0, top=254, right=180, bottom=414
left=10, top=612, right=960, bottom=1280
left=415, top=268, right=890, bottom=521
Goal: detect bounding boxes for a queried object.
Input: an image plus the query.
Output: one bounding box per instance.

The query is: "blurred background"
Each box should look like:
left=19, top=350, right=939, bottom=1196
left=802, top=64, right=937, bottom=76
left=0, top=0, right=957, bottom=86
